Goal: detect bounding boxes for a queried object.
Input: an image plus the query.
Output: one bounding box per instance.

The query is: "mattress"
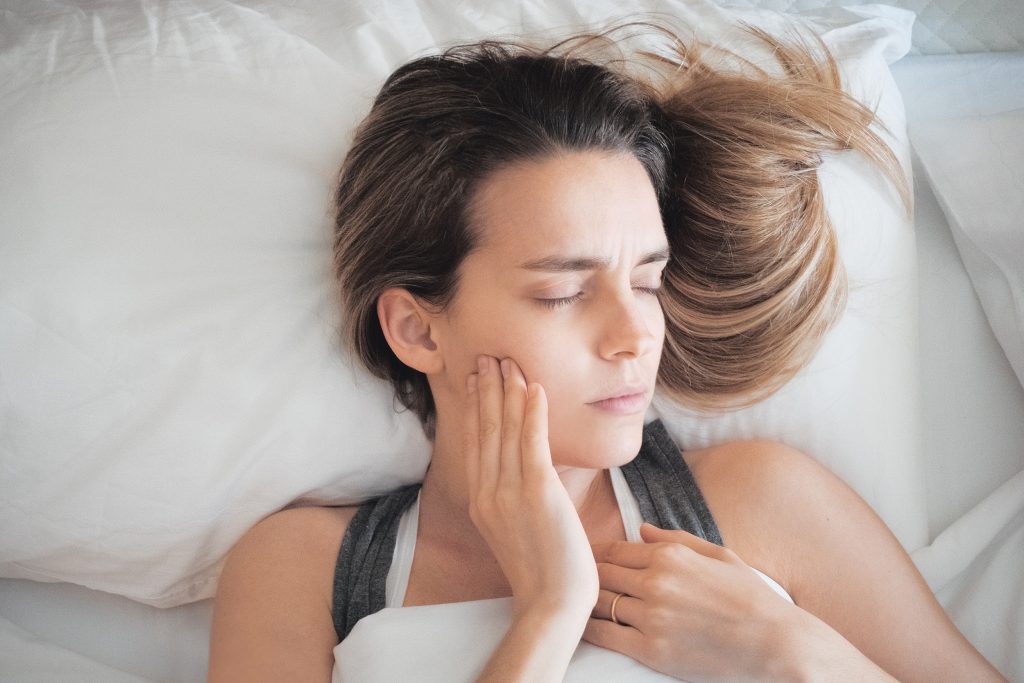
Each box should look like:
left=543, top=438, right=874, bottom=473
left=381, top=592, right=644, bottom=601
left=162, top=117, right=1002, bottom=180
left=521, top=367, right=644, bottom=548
left=1, top=8, right=1023, bottom=683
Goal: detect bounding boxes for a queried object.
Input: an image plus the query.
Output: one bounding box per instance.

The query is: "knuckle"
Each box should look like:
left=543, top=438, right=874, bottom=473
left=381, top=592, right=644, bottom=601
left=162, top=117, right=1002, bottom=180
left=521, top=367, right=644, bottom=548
left=645, top=605, right=671, bottom=633
left=478, top=418, right=499, bottom=438
left=641, top=574, right=669, bottom=597
left=467, top=500, right=484, bottom=525
left=719, top=546, right=742, bottom=563
left=501, top=415, right=520, bottom=440
left=495, top=488, right=519, bottom=511
left=651, top=543, right=687, bottom=567
left=641, top=635, right=670, bottom=666
left=520, top=430, right=540, bottom=453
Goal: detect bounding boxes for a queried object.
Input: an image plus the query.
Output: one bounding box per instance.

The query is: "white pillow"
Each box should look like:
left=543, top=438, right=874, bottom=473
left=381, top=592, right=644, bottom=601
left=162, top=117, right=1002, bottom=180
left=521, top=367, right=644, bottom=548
left=0, top=0, right=920, bottom=607
left=912, top=111, right=1024, bottom=394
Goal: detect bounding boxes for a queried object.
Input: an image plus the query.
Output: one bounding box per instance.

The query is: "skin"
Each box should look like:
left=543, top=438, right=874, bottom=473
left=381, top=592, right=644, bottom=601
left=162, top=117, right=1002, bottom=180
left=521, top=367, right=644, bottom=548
left=207, top=148, right=1009, bottom=682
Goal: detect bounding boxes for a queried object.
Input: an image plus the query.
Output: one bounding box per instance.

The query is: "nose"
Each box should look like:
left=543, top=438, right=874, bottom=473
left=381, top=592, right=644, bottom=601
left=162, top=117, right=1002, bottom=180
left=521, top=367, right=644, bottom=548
left=596, top=291, right=660, bottom=361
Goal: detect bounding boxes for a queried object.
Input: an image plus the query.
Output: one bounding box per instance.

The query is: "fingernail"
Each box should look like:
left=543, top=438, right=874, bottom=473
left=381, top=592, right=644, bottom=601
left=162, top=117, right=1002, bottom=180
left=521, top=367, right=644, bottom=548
left=500, top=358, right=509, bottom=378
left=477, top=356, right=487, bottom=374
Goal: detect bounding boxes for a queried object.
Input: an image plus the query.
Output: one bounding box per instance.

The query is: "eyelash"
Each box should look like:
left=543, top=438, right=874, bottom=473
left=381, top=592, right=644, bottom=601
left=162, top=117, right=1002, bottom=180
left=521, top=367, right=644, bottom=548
left=538, top=286, right=661, bottom=309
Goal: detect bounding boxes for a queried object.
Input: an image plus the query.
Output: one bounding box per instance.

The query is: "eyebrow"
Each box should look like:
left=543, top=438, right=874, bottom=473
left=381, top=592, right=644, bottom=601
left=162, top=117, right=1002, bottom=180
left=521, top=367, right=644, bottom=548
left=518, top=247, right=671, bottom=272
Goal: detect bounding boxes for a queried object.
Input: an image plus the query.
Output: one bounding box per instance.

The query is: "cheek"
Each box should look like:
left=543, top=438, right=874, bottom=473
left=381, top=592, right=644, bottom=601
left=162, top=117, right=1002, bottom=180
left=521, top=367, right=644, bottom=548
left=485, top=329, right=583, bottom=408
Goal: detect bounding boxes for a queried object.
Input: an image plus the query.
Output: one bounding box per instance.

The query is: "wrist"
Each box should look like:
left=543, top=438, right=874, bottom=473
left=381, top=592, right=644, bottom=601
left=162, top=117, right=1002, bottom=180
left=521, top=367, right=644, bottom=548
left=768, top=606, right=896, bottom=683
left=513, top=595, right=593, bottom=629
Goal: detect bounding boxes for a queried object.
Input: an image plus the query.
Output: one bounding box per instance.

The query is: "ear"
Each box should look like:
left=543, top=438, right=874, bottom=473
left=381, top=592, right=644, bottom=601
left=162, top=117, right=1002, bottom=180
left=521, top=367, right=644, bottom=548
left=377, top=288, right=444, bottom=374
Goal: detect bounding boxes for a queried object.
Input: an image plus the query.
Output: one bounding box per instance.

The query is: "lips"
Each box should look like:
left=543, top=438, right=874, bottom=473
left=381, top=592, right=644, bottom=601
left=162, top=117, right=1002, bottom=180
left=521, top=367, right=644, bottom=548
left=589, top=384, right=647, bottom=403
left=587, top=386, right=649, bottom=415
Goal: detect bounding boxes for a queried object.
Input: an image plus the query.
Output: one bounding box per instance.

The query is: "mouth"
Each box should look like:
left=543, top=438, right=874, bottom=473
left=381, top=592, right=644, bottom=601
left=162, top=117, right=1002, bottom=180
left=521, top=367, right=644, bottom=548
left=586, top=390, right=648, bottom=415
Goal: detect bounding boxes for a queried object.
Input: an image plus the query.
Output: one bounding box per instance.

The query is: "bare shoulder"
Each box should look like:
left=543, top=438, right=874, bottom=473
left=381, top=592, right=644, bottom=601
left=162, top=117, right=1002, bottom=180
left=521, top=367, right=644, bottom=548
left=208, top=504, right=360, bottom=682
left=681, top=439, right=866, bottom=599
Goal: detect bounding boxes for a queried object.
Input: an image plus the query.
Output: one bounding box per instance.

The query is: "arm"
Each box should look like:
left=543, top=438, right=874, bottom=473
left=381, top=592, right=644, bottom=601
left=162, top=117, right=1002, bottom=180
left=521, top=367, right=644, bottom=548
left=207, top=506, right=351, bottom=683
left=477, top=603, right=591, bottom=682
left=695, top=440, right=1008, bottom=682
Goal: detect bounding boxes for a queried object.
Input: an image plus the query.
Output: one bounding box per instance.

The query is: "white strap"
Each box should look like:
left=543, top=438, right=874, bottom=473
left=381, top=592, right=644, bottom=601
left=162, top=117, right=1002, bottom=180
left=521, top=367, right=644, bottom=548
left=385, top=490, right=419, bottom=608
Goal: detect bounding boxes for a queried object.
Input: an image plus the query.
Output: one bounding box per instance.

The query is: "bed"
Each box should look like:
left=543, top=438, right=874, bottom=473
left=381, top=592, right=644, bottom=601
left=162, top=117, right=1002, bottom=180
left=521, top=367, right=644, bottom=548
left=1, top=1, right=1022, bottom=681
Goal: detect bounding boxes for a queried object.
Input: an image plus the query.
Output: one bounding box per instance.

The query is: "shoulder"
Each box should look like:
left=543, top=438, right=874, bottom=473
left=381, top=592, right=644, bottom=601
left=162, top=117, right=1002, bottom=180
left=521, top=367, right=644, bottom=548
left=679, top=443, right=1002, bottom=681
left=682, top=439, right=877, bottom=601
left=682, top=437, right=835, bottom=531
left=683, top=438, right=840, bottom=513
left=229, top=504, right=359, bottom=570
left=208, top=504, right=360, bottom=681
left=221, top=505, right=359, bottom=608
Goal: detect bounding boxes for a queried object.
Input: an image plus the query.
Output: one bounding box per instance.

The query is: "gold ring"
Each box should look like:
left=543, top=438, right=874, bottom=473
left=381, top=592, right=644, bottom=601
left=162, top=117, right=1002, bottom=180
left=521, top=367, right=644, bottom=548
left=610, top=592, right=625, bottom=625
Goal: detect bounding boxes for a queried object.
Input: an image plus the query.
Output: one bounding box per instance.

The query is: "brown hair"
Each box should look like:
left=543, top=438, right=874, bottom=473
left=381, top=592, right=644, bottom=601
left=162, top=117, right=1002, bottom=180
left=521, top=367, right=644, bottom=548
left=332, top=40, right=669, bottom=439
left=332, top=21, right=910, bottom=436
left=645, top=25, right=911, bottom=410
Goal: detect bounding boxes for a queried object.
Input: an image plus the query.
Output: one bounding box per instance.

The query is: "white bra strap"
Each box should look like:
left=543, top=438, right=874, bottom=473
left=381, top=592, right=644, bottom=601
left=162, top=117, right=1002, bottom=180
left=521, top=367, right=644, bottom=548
left=385, top=489, right=420, bottom=608
left=609, top=467, right=644, bottom=543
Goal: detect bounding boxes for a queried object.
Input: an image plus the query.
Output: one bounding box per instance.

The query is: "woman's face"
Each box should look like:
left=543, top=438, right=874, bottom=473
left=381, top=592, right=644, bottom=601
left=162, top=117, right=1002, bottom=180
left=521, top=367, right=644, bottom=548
left=430, top=150, right=669, bottom=468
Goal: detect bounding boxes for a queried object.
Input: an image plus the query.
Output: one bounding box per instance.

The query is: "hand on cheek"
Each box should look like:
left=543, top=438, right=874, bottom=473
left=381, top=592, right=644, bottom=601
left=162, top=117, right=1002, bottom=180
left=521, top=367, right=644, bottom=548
left=463, top=355, right=598, bottom=619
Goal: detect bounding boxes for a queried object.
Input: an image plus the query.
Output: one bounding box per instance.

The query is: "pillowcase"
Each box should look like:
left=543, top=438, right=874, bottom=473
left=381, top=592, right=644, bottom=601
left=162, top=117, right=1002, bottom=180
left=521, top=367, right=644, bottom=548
left=912, top=110, right=1024, bottom=394
left=0, top=0, right=920, bottom=607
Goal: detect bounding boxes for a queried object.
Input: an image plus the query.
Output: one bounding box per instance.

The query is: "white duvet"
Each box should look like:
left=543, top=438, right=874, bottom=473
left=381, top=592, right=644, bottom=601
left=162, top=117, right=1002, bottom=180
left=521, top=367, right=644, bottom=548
left=333, top=598, right=678, bottom=682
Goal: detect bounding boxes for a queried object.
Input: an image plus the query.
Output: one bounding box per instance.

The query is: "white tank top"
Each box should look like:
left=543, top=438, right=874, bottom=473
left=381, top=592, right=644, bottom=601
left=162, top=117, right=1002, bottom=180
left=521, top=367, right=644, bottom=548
left=385, top=466, right=794, bottom=608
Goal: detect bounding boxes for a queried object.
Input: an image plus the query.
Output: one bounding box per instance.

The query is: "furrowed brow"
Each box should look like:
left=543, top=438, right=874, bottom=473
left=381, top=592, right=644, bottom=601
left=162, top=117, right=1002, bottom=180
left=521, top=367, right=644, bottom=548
left=518, top=247, right=670, bottom=272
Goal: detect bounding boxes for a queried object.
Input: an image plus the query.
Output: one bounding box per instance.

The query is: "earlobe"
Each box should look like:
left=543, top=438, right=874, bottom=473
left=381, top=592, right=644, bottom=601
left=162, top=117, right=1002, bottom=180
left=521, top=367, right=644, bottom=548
left=377, top=288, right=443, bottom=374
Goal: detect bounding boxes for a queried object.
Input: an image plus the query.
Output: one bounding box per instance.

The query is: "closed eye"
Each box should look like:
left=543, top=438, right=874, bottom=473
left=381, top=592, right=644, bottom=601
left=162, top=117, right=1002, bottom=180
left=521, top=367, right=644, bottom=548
left=537, top=286, right=661, bottom=310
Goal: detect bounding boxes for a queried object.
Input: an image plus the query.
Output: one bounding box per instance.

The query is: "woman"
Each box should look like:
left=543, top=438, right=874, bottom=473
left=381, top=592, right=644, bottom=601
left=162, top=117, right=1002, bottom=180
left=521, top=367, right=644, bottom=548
left=207, top=23, right=1007, bottom=682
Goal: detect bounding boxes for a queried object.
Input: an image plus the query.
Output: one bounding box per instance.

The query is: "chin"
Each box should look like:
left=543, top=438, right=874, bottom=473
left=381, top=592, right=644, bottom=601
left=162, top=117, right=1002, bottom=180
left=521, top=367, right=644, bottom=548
left=553, top=414, right=645, bottom=469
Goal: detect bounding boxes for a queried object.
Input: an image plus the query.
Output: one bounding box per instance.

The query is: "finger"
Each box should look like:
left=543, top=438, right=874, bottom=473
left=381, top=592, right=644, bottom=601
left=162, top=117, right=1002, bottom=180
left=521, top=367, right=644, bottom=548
left=594, top=539, right=655, bottom=569
left=581, top=615, right=646, bottom=657
left=475, top=355, right=503, bottom=495
left=498, top=358, right=528, bottom=483
left=596, top=562, right=645, bottom=598
left=593, top=587, right=644, bottom=631
left=591, top=541, right=614, bottom=563
left=640, top=522, right=734, bottom=562
left=520, top=381, right=551, bottom=478
left=463, top=372, right=480, bottom=493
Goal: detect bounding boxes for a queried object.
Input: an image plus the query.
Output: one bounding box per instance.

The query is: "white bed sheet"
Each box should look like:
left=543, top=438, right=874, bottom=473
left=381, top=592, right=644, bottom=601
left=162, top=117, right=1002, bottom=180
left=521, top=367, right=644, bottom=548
left=1, top=49, right=1022, bottom=683
left=891, top=52, right=1024, bottom=543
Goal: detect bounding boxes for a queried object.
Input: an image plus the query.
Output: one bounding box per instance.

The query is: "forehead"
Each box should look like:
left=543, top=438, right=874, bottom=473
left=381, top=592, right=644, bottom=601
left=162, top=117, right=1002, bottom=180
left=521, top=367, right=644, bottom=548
left=467, top=150, right=665, bottom=264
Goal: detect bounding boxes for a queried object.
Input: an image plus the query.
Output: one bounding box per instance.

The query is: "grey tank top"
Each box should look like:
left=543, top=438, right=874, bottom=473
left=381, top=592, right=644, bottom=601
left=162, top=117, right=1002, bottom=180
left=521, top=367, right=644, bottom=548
left=331, top=418, right=722, bottom=643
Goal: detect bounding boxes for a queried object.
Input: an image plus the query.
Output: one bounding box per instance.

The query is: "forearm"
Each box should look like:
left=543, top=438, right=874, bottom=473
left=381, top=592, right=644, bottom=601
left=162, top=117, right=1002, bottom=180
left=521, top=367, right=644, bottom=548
left=774, top=607, right=898, bottom=683
left=476, top=604, right=590, bottom=683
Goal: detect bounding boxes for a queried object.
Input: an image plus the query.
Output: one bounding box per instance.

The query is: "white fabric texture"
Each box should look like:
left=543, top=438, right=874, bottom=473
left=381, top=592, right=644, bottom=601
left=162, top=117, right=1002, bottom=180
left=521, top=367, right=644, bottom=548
left=721, top=0, right=1024, bottom=54
left=912, top=111, right=1024, bottom=394
left=890, top=52, right=1024, bottom=682
left=0, top=0, right=922, bottom=610
left=335, top=597, right=678, bottom=682
left=0, top=614, right=152, bottom=683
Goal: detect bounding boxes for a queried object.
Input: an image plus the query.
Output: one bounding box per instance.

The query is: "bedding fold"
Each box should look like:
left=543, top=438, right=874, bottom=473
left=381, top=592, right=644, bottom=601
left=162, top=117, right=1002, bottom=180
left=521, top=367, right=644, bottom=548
left=0, top=614, right=156, bottom=683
